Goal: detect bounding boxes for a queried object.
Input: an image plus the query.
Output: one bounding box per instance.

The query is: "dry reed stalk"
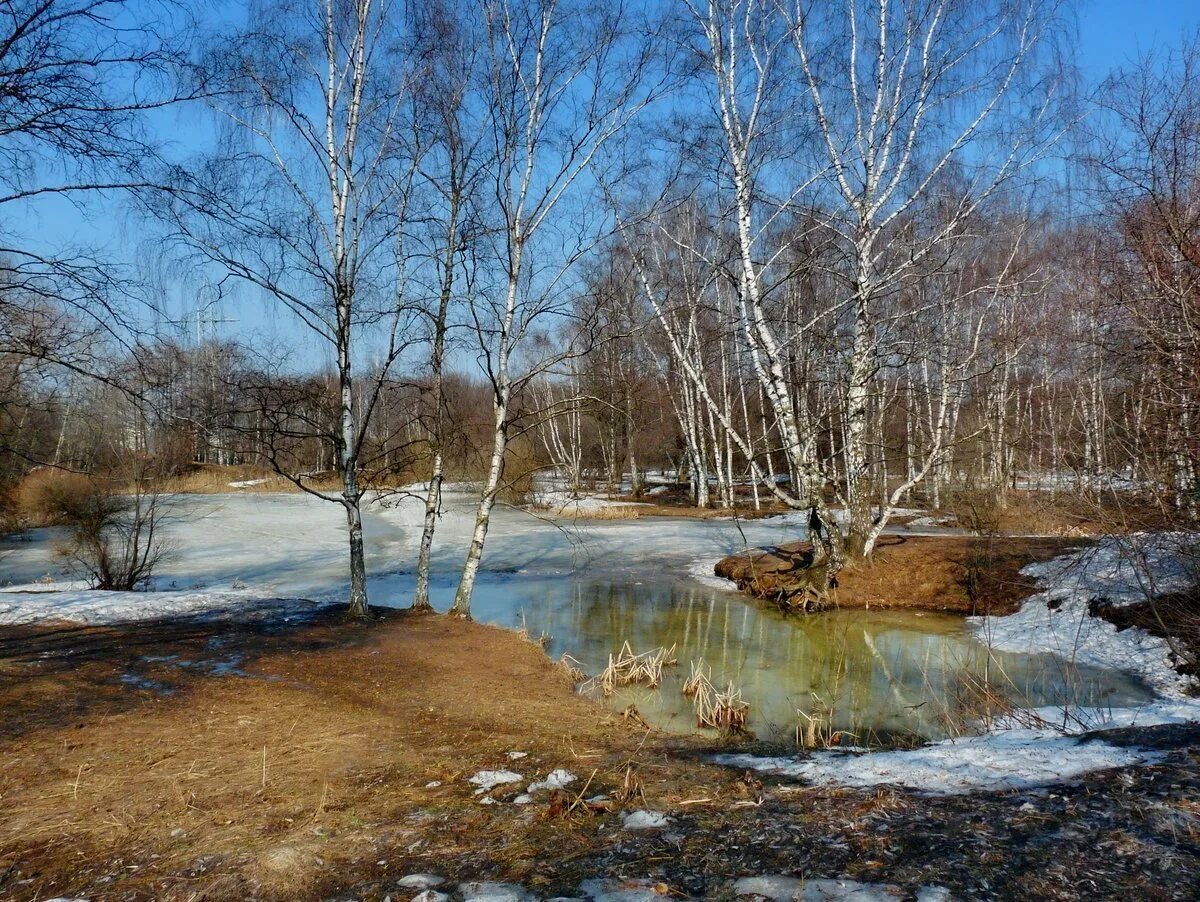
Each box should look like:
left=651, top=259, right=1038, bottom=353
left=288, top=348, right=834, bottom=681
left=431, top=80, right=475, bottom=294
left=559, top=653, right=587, bottom=683
left=590, top=642, right=677, bottom=696
left=682, top=659, right=750, bottom=733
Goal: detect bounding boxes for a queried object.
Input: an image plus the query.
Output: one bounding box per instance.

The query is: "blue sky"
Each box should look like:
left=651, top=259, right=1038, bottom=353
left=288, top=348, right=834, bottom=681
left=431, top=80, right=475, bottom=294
left=9, top=0, right=1200, bottom=361
left=1079, top=0, right=1200, bottom=75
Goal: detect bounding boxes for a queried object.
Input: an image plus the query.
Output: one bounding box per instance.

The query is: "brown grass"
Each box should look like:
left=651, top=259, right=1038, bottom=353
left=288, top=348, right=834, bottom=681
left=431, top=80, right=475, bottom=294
left=0, top=613, right=731, bottom=901
left=715, top=535, right=1086, bottom=615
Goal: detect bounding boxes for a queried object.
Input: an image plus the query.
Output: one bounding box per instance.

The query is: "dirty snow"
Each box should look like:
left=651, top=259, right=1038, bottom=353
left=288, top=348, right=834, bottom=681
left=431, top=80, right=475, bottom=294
left=733, top=876, right=909, bottom=900
left=397, top=874, right=446, bottom=889
left=468, top=770, right=523, bottom=794
left=0, top=586, right=313, bottom=626
left=622, top=810, right=670, bottom=830
left=529, top=490, right=648, bottom=514
left=718, top=729, right=1155, bottom=795
left=527, top=768, right=577, bottom=793
left=459, top=882, right=534, bottom=901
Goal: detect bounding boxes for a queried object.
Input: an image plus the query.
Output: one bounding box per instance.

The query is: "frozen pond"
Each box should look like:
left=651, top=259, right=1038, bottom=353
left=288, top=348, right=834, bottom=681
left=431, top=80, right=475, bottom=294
left=0, top=491, right=1153, bottom=740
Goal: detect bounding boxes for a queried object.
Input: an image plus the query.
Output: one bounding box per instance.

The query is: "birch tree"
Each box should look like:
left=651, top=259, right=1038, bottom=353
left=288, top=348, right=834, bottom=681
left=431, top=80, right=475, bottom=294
left=155, top=0, right=420, bottom=618
left=783, top=0, right=1063, bottom=556
left=448, top=0, right=664, bottom=619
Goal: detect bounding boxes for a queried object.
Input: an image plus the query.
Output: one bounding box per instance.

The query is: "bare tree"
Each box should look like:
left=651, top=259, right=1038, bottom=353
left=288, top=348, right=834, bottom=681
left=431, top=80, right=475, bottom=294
left=447, top=0, right=665, bottom=619
left=155, top=0, right=421, bottom=617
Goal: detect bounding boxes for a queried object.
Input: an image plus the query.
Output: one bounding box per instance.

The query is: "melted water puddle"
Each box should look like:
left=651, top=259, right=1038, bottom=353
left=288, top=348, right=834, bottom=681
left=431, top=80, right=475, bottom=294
left=471, top=572, right=1154, bottom=742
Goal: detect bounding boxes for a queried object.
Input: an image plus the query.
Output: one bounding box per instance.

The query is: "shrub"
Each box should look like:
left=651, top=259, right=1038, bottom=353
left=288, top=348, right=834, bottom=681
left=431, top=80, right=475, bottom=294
left=13, top=469, right=98, bottom=528
left=945, top=483, right=1002, bottom=535
left=56, top=485, right=172, bottom=591
left=14, top=468, right=172, bottom=591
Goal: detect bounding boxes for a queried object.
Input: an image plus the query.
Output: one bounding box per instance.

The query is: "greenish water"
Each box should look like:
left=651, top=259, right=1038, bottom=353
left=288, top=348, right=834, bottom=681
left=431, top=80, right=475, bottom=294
left=473, top=572, right=1154, bottom=742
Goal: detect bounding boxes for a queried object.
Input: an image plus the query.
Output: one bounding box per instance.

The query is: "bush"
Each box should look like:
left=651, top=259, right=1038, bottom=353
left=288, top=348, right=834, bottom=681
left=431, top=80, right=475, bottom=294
left=55, top=485, right=172, bottom=591
left=945, top=483, right=1003, bottom=535
left=13, top=469, right=98, bottom=528
left=12, top=468, right=171, bottom=590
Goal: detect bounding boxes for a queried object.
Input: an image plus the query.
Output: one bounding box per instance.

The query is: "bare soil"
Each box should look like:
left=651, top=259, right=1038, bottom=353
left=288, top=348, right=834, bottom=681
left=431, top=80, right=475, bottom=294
left=714, top=535, right=1087, bottom=615
left=0, top=610, right=736, bottom=901
left=0, top=603, right=1198, bottom=900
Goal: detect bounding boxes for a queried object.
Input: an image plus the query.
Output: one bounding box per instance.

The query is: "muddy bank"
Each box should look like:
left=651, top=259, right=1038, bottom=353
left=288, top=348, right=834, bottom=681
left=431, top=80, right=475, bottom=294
left=714, top=535, right=1086, bottom=615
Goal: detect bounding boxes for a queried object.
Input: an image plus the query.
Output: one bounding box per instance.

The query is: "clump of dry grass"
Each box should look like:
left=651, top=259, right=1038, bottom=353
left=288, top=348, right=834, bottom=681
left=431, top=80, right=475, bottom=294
left=12, top=468, right=97, bottom=527
left=590, top=642, right=677, bottom=696
left=559, top=653, right=586, bottom=683
left=682, top=659, right=750, bottom=734
left=531, top=499, right=644, bottom=520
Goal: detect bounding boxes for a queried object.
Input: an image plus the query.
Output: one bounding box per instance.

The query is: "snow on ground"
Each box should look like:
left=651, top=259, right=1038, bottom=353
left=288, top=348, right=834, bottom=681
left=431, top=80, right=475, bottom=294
left=0, top=579, right=91, bottom=594
left=0, top=587, right=316, bottom=625
left=717, top=730, right=1155, bottom=795
left=528, top=489, right=648, bottom=514
left=724, top=534, right=1200, bottom=794
left=971, top=533, right=1198, bottom=697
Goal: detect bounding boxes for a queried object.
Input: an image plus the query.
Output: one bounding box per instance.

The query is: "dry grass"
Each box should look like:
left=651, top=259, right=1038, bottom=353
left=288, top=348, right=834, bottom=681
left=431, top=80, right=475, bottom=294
left=11, top=468, right=97, bottom=526
left=590, top=642, right=677, bottom=696
left=151, top=464, right=299, bottom=494
left=0, top=613, right=727, bottom=900
left=681, top=659, right=750, bottom=734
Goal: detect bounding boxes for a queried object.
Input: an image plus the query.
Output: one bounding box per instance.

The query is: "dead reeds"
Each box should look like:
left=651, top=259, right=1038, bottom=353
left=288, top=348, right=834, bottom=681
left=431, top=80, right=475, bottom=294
left=682, top=659, right=750, bottom=734
left=590, top=642, right=677, bottom=696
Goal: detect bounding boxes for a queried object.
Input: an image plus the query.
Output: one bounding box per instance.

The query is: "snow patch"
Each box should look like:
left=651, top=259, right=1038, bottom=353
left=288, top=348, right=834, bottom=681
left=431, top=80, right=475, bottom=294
left=718, top=729, right=1156, bottom=795
left=971, top=534, right=1198, bottom=697
left=527, top=768, right=576, bottom=793
left=460, top=882, right=534, bottom=901
left=622, top=810, right=670, bottom=830
left=529, top=490, right=647, bottom=514
left=468, top=770, right=523, bottom=794
left=0, top=588, right=315, bottom=626
left=733, top=876, right=905, bottom=900
left=687, top=556, right=737, bottom=591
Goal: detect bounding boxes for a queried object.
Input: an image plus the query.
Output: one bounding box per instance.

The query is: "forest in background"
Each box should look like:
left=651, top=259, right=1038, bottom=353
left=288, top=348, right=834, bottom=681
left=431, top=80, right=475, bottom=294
left=1, top=0, right=1198, bottom=616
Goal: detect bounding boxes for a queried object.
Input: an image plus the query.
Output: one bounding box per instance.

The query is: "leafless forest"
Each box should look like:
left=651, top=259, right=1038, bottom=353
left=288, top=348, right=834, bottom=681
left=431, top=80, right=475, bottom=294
left=2, top=0, right=1198, bottom=617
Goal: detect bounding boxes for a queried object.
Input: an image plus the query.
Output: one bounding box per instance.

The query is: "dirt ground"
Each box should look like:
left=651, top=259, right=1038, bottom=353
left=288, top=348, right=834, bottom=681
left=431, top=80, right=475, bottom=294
left=714, top=535, right=1085, bottom=615
left=0, top=610, right=738, bottom=900
left=1, top=605, right=1198, bottom=900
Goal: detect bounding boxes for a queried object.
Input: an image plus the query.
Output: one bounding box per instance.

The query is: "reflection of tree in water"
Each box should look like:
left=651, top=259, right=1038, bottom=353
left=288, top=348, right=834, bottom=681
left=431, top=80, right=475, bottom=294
left=501, top=576, right=1154, bottom=742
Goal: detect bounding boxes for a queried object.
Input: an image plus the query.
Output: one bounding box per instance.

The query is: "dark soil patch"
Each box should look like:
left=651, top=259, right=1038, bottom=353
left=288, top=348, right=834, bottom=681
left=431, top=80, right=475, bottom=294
left=1091, top=589, right=1200, bottom=679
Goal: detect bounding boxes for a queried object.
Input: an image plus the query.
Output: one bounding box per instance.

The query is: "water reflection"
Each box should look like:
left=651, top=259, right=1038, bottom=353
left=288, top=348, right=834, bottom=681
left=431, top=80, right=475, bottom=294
left=471, top=571, right=1154, bottom=742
